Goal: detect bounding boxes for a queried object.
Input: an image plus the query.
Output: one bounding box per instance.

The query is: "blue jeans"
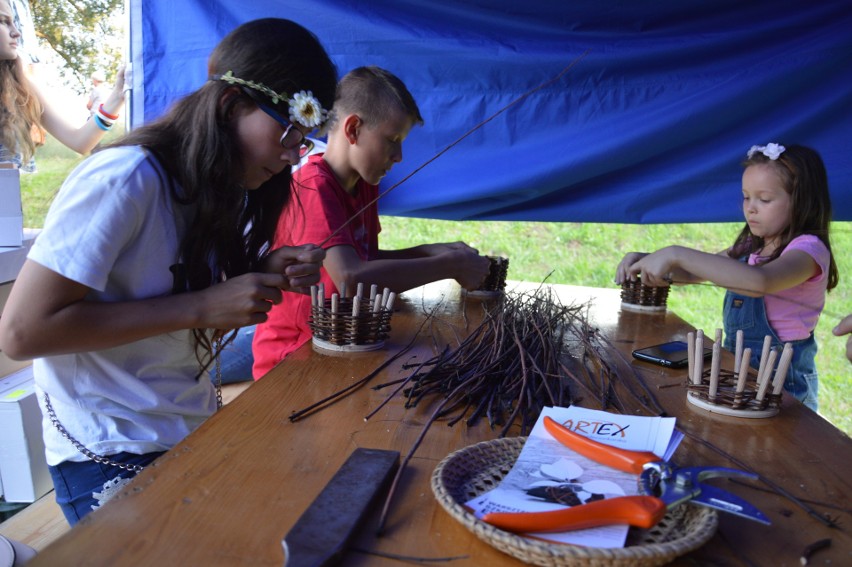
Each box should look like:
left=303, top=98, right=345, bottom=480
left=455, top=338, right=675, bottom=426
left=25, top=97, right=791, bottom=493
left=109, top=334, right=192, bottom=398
left=48, top=452, right=163, bottom=525
left=216, top=325, right=256, bottom=384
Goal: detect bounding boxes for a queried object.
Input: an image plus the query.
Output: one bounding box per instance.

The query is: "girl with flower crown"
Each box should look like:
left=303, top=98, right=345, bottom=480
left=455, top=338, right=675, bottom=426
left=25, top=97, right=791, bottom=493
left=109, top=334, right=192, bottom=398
left=0, top=0, right=125, bottom=171
left=0, top=18, right=337, bottom=525
left=615, top=144, right=838, bottom=412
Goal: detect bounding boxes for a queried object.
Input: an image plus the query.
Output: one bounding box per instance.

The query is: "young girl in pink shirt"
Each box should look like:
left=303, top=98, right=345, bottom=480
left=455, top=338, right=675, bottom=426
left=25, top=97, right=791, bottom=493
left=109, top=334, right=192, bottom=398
left=616, top=144, right=838, bottom=411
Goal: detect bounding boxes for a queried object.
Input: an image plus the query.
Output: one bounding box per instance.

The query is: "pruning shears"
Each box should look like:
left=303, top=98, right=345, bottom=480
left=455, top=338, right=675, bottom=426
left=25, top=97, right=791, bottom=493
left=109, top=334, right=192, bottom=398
left=483, top=416, right=770, bottom=533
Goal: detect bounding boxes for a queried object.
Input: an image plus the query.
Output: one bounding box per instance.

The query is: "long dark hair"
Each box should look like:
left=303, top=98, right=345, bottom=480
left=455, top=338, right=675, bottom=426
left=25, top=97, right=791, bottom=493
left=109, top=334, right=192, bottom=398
left=109, top=19, right=337, bottom=355
left=729, top=144, right=838, bottom=291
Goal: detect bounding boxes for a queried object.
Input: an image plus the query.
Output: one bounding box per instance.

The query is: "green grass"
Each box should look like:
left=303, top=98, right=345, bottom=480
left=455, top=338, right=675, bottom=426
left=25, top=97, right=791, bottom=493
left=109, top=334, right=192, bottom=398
left=21, top=137, right=851, bottom=435
left=20, top=129, right=126, bottom=227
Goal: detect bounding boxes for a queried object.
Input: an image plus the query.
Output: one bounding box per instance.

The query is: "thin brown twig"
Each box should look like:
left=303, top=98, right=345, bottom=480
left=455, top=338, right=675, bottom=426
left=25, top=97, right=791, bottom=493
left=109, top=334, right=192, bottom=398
left=318, top=52, right=590, bottom=247
left=680, top=429, right=840, bottom=528
left=351, top=547, right=469, bottom=563
left=289, top=306, right=438, bottom=421
left=727, top=478, right=850, bottom=514
left=668, top=279, right=847, bottom=321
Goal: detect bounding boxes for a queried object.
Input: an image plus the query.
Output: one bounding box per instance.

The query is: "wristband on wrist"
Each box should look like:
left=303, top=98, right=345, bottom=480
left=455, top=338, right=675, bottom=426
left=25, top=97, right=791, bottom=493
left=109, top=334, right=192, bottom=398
left=98, top=104, right=120, bottom=121
left=93, top=113, right=113, bottom=131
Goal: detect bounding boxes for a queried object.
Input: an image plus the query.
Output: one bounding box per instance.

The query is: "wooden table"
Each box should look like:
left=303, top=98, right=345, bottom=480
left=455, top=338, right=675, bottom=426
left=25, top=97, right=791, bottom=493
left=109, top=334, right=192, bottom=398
left=29, top=282, right=852, bottom=566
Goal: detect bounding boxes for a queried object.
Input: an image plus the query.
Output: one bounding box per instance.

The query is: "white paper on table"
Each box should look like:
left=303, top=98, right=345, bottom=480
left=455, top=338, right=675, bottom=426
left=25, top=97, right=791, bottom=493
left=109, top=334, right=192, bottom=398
left=466, top=406, right=681, bottom=548
left=530, top=406, right=682, bottom=459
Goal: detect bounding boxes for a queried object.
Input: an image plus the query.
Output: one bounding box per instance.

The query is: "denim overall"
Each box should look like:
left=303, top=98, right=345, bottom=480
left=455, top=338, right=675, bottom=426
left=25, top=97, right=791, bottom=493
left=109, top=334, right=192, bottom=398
left=722, top=289, right=819, bottom=411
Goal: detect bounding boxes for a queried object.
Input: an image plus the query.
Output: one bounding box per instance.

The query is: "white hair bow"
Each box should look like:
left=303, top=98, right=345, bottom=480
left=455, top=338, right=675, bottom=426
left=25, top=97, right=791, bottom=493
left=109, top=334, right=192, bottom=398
left=747, top=143, right=786, bottom=160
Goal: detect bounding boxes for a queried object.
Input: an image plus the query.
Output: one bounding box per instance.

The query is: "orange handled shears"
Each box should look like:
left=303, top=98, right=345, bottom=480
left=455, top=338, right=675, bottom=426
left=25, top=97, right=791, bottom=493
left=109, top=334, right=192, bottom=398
left=482, top=416, right=770, bottom=533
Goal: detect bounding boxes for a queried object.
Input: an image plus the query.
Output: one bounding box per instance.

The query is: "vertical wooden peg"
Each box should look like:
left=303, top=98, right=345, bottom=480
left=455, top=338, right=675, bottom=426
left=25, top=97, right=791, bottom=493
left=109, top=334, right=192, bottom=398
left=755, top=348, right=778, bottom=402
left=692, top=330, right=705, bottom=385
left=771, top=343, right=794, bottom=396
left=733, top=346, right=751, bottom=407
left=756, top=335, right=772, bottom=385
left=709, top=341, right=721, bottom=401
left=734, top=330, right=744, bottom=373
left=687, top=331, right=695, bottom=380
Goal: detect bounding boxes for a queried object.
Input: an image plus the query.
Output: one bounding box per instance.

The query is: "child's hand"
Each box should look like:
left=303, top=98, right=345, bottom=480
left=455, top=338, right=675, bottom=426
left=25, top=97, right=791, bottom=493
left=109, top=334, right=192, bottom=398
left=195, top=273, right=289, bottom=329
left=615, top=252, right=648, bottom=284
left=263, top=244, right=326, bottom=293
left=833, top=314, right=852, bottom=364
left=454, top=252, right=491, bottom=291
left=626, top=248, right=677, bottom=287
left=112, top=65, right=127, bottom=93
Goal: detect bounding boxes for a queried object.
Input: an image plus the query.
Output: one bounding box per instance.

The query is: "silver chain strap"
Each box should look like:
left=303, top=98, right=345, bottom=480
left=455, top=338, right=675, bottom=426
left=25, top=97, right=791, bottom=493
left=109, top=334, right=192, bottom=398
left=43, top=391, right=145, bottom=473
left=45, top=339, right=224, bottom=473
left=215, top=337, right=224, bottom=409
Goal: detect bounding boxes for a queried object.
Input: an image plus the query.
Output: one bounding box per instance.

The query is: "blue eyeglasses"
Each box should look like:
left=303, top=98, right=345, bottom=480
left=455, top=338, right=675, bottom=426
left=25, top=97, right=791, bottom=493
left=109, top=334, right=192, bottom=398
left=255, top=101, right=315, bottom=155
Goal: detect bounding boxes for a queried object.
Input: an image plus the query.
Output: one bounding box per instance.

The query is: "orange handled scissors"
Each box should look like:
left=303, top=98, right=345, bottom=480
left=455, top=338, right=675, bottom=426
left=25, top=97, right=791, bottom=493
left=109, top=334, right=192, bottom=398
left=483, top=416, right=770, bottom=533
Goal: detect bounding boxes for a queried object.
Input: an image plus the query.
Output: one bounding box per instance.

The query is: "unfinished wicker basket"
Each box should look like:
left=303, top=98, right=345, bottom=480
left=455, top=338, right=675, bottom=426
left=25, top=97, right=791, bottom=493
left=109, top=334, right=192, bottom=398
left=466, top=256, right=510, bottom=299
left=620, top=280, right=670, bottom=313
left=431, top=437, right=718, bottom=566
left=309, top=284, right=395, bottom=353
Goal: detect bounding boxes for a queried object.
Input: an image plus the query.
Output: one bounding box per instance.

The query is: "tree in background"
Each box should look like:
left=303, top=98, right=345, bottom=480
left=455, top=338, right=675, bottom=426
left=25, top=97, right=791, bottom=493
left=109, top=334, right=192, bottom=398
left=29, top=0, right=124, bottom=95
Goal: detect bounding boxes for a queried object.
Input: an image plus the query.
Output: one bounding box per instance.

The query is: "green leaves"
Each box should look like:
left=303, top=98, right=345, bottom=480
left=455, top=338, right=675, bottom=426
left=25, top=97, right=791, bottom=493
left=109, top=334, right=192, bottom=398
left=29, top=0, right=124, bottom=95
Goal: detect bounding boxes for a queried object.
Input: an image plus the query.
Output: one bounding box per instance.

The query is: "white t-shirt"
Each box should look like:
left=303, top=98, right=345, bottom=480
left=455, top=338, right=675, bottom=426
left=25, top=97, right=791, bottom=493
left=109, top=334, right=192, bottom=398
left=28, top=146, right=217, bottom=465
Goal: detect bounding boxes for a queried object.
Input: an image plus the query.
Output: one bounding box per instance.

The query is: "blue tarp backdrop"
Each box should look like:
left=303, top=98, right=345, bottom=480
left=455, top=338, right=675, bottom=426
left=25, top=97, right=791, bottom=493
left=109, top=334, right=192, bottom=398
left=129, top=0, right=852, bottom=223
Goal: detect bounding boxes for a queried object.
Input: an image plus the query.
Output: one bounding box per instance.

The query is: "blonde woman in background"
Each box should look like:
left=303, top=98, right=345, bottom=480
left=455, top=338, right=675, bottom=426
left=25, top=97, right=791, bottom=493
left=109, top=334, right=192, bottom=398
left=0, top=0, right=124, bottom=171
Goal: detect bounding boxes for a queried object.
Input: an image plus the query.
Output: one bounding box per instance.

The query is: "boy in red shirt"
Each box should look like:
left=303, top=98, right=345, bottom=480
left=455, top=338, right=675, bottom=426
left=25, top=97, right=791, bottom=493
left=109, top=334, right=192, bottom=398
left=252, top=66, right=490, bottom=378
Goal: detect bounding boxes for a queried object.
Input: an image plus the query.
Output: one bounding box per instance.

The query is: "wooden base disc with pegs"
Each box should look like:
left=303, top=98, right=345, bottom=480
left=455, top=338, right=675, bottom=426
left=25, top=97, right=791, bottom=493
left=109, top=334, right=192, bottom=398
left=685, top=330, right=792, bottom=419
left=309, top=283, right=395, bottom=355
left=687, top=391, right=779, bottom=418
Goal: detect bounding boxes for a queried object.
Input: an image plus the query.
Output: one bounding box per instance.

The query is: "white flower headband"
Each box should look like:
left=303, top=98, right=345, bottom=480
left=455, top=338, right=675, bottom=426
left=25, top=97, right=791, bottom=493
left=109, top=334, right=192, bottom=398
left=213, top=70, right=328, bottom=129
left=747, top=143, right=786, bottom=161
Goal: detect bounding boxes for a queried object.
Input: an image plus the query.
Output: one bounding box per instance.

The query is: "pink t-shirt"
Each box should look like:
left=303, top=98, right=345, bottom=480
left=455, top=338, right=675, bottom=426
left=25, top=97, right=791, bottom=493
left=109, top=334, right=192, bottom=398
left=252, top=155, right=381, bottom=378
left=748, top=234, right=829, bottom=341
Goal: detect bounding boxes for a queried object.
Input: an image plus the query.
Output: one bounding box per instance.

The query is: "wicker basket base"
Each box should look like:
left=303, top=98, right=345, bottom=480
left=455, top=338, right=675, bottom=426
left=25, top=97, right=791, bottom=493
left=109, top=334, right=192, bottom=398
left=464, top=289, right=504, bottom=300
left=432, top=437, right=718, bottom=567
left=687, top=391, right=779, bottom=418
left=620, top=302, right=667, bottom=313
left=311, top=336, right=385, bottom=355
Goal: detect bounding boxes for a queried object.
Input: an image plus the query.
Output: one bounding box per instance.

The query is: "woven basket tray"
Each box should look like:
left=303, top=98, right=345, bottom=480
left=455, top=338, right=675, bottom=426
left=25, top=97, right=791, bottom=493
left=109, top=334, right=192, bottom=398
left=431, top=437, right=718, bottom=567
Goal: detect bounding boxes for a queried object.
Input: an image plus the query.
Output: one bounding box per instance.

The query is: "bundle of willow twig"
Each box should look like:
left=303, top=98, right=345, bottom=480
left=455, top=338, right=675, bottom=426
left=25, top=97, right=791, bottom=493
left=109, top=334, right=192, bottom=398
left=365, top=285, right=663, bottom=532
left=370, top=284, right=586, bottom=436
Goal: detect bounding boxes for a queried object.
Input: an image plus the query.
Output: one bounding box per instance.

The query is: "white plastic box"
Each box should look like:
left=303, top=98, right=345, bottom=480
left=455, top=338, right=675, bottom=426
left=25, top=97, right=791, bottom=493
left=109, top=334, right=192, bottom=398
left=0, top=366, right=51, bottom=502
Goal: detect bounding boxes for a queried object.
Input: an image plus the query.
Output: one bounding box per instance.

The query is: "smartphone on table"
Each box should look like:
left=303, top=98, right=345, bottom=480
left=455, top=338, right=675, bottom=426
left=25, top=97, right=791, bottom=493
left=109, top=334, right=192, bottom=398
left=632, top=340, right=712, bottom=368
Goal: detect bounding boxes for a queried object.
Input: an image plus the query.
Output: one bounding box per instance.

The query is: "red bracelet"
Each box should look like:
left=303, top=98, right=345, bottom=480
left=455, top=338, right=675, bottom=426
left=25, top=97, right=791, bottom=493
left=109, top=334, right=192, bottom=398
left=99, top=104, right=119, bottom=120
